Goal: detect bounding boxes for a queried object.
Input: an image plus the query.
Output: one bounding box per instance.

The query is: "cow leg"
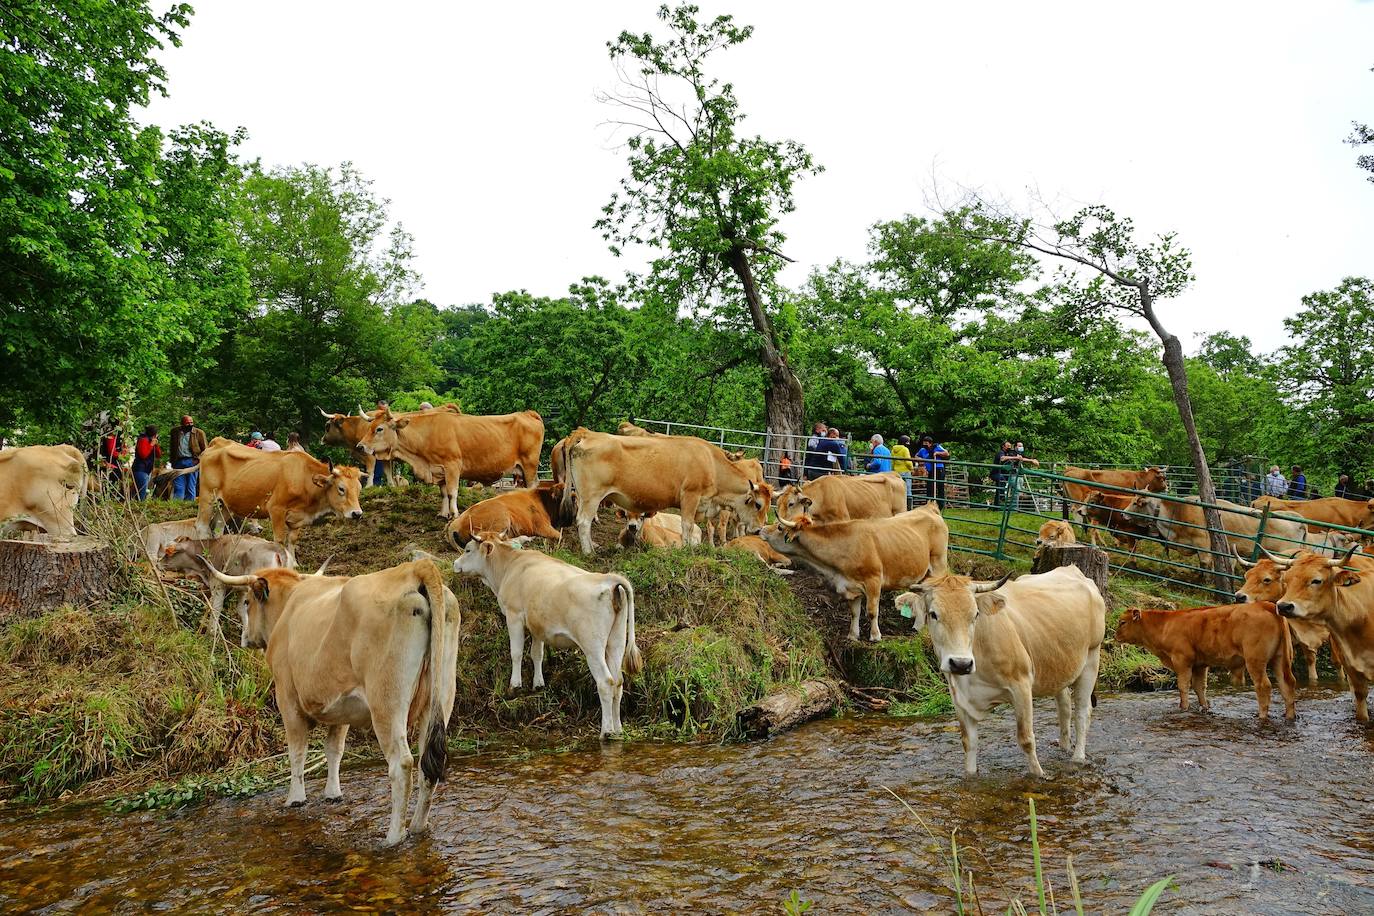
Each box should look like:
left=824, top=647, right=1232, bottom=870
left=324, top=724, right=349, bottom=801
left=280, top=701, right=310, bottom=808
left=680, top=494, right=703, bottom=547
left=845, top=594, right=863, bottom=641
left=1056, top=689, right=1072, bottom=750
left=1246, top=655, right=1273, bottom=720
left=506, top=614, right=525, bottom=690
left=1348, top=668, right=1370, bottom=723
left=956, top=713, right=980, bottom=776
left=1331, top=638, right=1348, bottom=685
left=372, top=711, right=414, bottom=846
left=1175, top=664, right=1192, bottom=711
left=1070, top=649, right=1099, bottom=763
left=1193, top=665, right=1210, bottom=711
left=531, top=637, right=545, bottom=689
left=194, top=491, right=216, bottom=539
left=1008, top=683, right=1044, bottom=777
left=410, top=768, right=437, bottom=835
left=576, top=502, right=598, bottom=555
left=1230, top=666, right=1248, bottom=687
left=585, top=651, right=619, bottom=738
left=207, top=584, right=225, bottom=637
left=865, top=585, right=883, bottom=642
left=1300, top=642, right=1318, bottom=686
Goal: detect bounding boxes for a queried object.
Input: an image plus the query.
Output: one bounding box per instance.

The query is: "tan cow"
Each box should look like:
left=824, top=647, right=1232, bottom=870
left=446, top=481, right=570, bottom=547
left=1251, top=495, right=1374, bottom=534
left=895, top=566, right=1106, bottom=776
left=362, top=408, right=544, bottom=518
left=137, top=516, right=264, bottom=563
left=1116, top=603, right=1296, bottom=721
left=1062, top=465, right=1167, bottom=509
left=560, top=430, right=770, bottom=554
left=615, top=509, right=702, bottom=548
left=1034, top=520, right=1077, bottom=551
left=0, top=444, right=86, bottom=538
left=160, top=535, right=289, bottom=636
left=760, top=504, right=950, bottom=641
left=1131, top=495, right=1311, bottom=558
left=774, top=472, right=906, bottom=524
left=1233, top=551, right=1346, bottom=685
left=188, top=438, right=363, bottom=566
left=1271, top=547, right=1374, bottom=722
left=453, top=534, right=641, bottom=737
left=724, top=534, right=792, bottom=568
left=200, top=558, right=460, bottom=845
left=616, top=421, right=659, bottom=437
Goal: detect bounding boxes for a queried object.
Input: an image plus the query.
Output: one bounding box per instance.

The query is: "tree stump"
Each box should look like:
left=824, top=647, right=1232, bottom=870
left=0, top=537, right=118, bottom=622
left=736, top=678, right=841, bottom=739
left=1031, top=543, right=1110, bottom=606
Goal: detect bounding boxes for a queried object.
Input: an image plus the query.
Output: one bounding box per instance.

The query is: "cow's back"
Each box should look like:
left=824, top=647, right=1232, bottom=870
left=405, top=411, right=543, bottom=483
left=571, top=433, right=720, bottom=511
left=978, top=567, right=1105, bottom=692
left=805, top=473, right=905, bottom=522
left=0, top=445, right=85, bottom=534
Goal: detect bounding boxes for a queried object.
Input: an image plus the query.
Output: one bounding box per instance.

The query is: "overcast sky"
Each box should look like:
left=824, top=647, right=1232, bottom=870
left=142, top=1, right=1373, bottom=353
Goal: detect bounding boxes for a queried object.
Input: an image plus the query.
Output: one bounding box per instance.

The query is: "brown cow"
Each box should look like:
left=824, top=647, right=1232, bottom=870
left=446, top=481, right=569, bottom=547
left=1251, top=496, right=1374, bottom=534
left=1234, top=550, right=1346, bottom=685
left=1115, top=603, right=1297, bottom=721
left=615, top=509, right=701, bottom=548
left=0, top=444, right=86, bottom=538
left=1270, top=547, right=1374, bottom=722
left=1072, top=492, right=1156, bottom=552
left=187, top=438, right=363, bottom=567
left=1034, top=520, right=1076, bottom=550
left=1062, top=465, right=1167, bottom=509
left=774, top=472, right=907, bottom=524
left=724, top=534, right=792, bottom=568
left=363, top=408, right=544, bottom=519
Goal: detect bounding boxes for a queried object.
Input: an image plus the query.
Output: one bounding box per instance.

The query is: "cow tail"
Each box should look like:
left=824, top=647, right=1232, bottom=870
left=558, top=441, right=579, bottom=525
left=613, top=576, right=642, bottom=676
left=416, top=559, right=449, bottom=786
left=1276, top=612, right=1297, bottom=698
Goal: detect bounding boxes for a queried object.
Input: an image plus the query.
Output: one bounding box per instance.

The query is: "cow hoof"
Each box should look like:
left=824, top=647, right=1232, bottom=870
left=324, top=794, right=344, bottom=804
left=287, top=798, right=307, bottom=808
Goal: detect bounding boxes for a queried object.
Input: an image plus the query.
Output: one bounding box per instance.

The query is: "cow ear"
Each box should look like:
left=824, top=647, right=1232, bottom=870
left=394, top=417, right=410, bottom=430
left=1339, top=571, right=1362, bottom=588
left=1130, top=608, right=1143, bottom=620
left=896, top=592, right=928, bottom=630
left=251, top=577, right=270, bottom=603
left=976, top=592, right=1007, bottom=615
left=479, top=541, right=496, bottom=557
left=312, top=474, right=330, bottom=488
left=799, top=495, right=814, bottom=508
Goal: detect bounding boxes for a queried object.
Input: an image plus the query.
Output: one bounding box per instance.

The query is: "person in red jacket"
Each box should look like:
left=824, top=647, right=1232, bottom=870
left=99, top=427, right=127, bottom=498
left=131, top=425, right=162, bottom=501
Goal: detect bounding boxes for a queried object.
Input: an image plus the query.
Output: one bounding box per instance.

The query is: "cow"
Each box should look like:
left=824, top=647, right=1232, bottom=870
left=198, top=557, right=460, bottom=845
left=453, top=533, right=641, bottom=738
left=187, top=438, right=364, bottom=567
left=446, top=481, right=570, bottom=547
left=616, top=509, right=701, bottom=549
left=1131, top=495, right=1312, bottom=559
left=1062, top=465, right=1167, bottom=509
left=560, top=429, right=770, bottom=554
left=1270, top=547, right=1374, bottom=722
left=1072, top=491, right=1156, bottom=552
left=361, top=408, right=544, bottom=519
left=1252, top=496, right=1374, bottom=534
left=159, top=535, right=289, bottom=635
left=1116, top=604, right=1296, bottom=720
left=617, top=421, right=659, bottom=437
left=724, top=534, right=792, bottom=568
left=760, top=504, right=950, bottom=641
left=774, top=472, right=907, bottom=524
left=1035, top=520, right=1076, bottom=550
left=137, top=516, right=264, bottom=563
left=320, top=407, right=393, bottom=486
left=0, top=444, right=86, bottom=538
left=895, top=565, right=1106, bottom=777
left=1234, top=550, right=1346, bottom=685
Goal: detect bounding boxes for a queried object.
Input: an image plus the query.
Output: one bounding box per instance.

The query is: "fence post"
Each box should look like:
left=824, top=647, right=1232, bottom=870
left=1249, top=503, right=1272, bottom=563
left=995, top=470, right=1018, bottom=560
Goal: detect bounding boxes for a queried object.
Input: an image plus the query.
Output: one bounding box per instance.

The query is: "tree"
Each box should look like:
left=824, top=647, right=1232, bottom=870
left=1349, top=65, right=1373, bottom=184
left=597, top=3, right=821, bottom=472
left=0, top=0, right=194, bottom=433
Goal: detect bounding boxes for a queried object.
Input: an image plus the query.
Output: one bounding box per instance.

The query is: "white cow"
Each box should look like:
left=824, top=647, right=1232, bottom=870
left=896, top=566, right=1107, bottom=777
left=453, top=533, right=642, bottom=737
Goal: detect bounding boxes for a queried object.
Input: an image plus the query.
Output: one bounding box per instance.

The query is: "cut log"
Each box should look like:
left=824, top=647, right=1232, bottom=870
left=0, top=537, right=118, bottom=622
left=1031, top=543, right=1110, bottom=606
left=736, top=678, right=841, bottom=739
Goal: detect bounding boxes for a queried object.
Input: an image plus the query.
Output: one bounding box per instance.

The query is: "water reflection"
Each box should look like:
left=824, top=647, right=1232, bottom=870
left=2, top=688, right=1373, bottom=913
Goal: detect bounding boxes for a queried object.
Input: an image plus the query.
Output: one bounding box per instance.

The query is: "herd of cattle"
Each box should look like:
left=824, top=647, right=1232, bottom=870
left=4, top=409, right=1374, bottom=844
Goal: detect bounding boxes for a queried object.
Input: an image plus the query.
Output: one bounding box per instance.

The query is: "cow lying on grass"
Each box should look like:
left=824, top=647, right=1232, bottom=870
left=1115, top=603, right=1296, bottom=721
left=446, top=481, right=570, bottom=547
left=615, top=509, right=701, bottom=548
left=199, top=557, right=460, bottom=846
left=453, top=533, right=641, bottom=738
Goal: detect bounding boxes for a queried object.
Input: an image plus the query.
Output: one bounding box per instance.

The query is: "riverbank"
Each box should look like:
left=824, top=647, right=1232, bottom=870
left=1, top=485, right=1183, bottom=806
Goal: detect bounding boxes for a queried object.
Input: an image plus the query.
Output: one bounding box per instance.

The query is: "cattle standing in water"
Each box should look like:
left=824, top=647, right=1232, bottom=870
left=453, top=534, right=641, bottom=738
left=1235, top=551, right=1346, bottom=685
left=446, top=481, right=570, bottom=547
left=773, top=472, right=907, bottom=524
left=0, top=444, right=86, bottom=538
left=160, top=535, right=288, bottom=635
left=199, top=558, right=460, bottom=845
left=761, top=504, right=949, bottom=641
left=183, top=438, right=363, bottom=567
left=896, top=566, right=1106, bottom=777
left=1115, top=604, right=1297, bottom=721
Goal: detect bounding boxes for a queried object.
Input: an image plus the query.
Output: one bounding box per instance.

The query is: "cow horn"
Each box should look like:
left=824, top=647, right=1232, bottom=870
left=313, top=556, right=332, bottom=576
left=357, top=403, right=366, bottom=417
left=318, top=406, right=332, bottom=418
left=776, top=516, right=798, bottom=529
left=194, top=555, right=256, bottom=587
left=1233, top=546, right=1258, bottom=569
left=1327, top=544, right=1359, bottom=568
left=1260, top=546, right=1295, bottom=568
left=972, top=571, right=1012, bottom=593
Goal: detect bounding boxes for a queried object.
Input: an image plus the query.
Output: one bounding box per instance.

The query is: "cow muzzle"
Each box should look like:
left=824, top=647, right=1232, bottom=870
left=1276, top=602, right=1297, bottom=618
left=347, top=509, right=364, bottom=520
left=944, top=657, right=975, bottom=675
left=1233, top=591, right=1247, bottom=603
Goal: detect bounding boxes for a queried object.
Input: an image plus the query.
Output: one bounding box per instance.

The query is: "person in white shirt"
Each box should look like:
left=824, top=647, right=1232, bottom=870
left=1264, top=465, right=1288, bottom=497
left=256, top=432, right=282, bottom=452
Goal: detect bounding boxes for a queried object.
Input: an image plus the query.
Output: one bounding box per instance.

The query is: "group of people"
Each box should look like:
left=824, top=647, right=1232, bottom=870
left=799, top=422, right=952, bottom=507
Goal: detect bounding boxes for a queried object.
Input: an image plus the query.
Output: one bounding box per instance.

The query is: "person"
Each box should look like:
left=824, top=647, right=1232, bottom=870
left=257, top=432, right=282, bottom=452
left=1290, top=465, right=1307, bottom=499
left=1264, top=465, right=1288, bottom=498
left=131, top=425, right=161, bottom=501
left=286, top=432, right=305, bottom=453
left=802, top=421, right=830, bottom=481
left=990, top=441, right=1015, bottom=505
left=917, top=435, right=951, bottom=507
left=418, top=401, right=435, bottom=410
left=826, top=428, right=850, bottom=473
left=777, top=453, right=797, bottom=487
left=247, top=431, right=264, bottom=449
left=865, top=434, right=892, bottom=474
left=99, top=426, right=127, bottom=497
left=169, top=415, right=207, bottom=500
left=372, top=399, right=391, bottom=485
left=891, top=434, right=914, bottom=507
left=1335, top=474, right=1352, bottom=499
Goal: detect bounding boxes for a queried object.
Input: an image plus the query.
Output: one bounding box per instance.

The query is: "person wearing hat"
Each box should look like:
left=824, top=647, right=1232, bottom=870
left=916, top=435, right=951, bottom=508
left=168, top=414, right=207, bottom=500
left=247, top=431, right=264, bottom=449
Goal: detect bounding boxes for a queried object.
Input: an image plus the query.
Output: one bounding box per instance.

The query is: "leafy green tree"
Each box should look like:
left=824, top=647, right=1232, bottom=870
left=1, top=0, right=194, bottom=433
left=1349, top=65, right=1373, bottom=184
left=598, top=3, right=821, bottom=470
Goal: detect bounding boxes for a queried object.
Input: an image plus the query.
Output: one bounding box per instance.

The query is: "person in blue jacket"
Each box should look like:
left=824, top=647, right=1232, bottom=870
left=865, top=434, right=892, bottom=473
left=917, top=435, right=951, bottom=507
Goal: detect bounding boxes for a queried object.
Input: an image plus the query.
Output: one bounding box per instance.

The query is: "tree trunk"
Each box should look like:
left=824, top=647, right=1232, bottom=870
left=1031, top=543, right=1110, bottom=607
left=0, top=537, right=117, bottom=622
left=736, top=678, right=841, bottom=739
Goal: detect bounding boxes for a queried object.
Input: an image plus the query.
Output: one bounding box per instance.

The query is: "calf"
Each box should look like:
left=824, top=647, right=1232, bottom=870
left=896, top=566, right=1106, bottom=776
left=616, top=509, right=701, bottom=549
left=1035, top=520, right=1076, bottom=550
left=446, top=481, right=570, bottom=547
left=1073, top=491, right=1155, bottom=552
left=1235, top=551, right=1346, bottom=685
left=160, top=535, right=288, bottom=636
left=454, top=534, right=642, bottom=737
left=200, top=558, right=460, bottom=845
left=1115, top=603, right=1296, bottom=720
left=724, top=535, right=792, bottom=568
left=138, top=516, right=264, bottom=563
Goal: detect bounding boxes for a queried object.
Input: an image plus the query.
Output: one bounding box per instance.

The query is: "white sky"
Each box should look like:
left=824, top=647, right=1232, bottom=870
left=142, top=1, right=1374, bottom=354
